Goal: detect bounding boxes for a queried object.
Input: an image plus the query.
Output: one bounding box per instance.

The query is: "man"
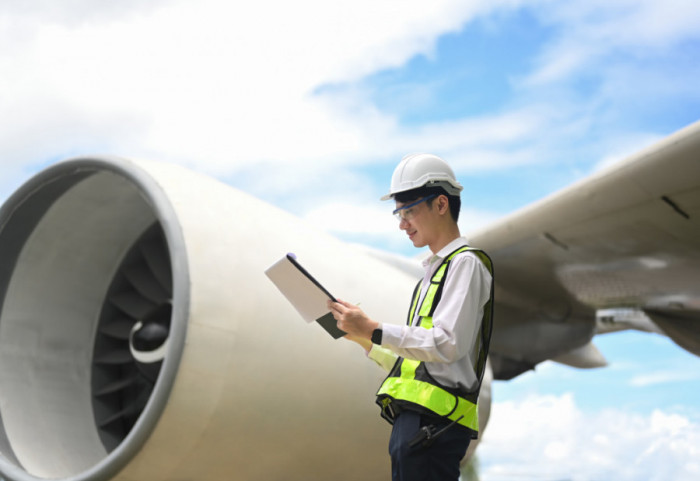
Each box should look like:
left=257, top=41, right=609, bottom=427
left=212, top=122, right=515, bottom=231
left=328, top=153, right=494, bottom=481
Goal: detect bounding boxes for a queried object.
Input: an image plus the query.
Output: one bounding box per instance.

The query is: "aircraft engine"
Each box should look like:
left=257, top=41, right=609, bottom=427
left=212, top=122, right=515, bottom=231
left=0, top=157, right=491, bottom=481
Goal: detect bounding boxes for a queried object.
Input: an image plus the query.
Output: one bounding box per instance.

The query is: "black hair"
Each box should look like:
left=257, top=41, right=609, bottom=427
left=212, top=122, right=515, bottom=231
left=394, top=185, right=461, bottom=222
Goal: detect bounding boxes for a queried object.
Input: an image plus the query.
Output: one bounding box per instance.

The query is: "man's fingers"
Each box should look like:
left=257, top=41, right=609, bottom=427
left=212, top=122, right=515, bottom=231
left=327, top=300, right=342, bottom=313
left=336, top=298, right=354, bottom=308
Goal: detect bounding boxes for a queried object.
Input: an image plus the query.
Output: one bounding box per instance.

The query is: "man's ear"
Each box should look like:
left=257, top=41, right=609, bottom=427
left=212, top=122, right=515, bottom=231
left=436, top=195, right=450, bottom=215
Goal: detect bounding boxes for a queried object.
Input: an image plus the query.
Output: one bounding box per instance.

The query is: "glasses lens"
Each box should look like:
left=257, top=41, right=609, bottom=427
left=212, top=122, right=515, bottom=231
left=394, top=209, right=409, bottom=221
left=392, top=194, right=436, bottom=221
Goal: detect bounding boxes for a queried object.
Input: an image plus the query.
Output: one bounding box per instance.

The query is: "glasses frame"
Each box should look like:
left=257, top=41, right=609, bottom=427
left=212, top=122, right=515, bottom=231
left=392, top=194, right=437, bottom=221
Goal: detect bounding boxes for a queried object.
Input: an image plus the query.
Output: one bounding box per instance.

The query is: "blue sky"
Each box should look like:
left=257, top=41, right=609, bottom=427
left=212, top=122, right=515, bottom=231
left=1, top=1, right=700, bottom=479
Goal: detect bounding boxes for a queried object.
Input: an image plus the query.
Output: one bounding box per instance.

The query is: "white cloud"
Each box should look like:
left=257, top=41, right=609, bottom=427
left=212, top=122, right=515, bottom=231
left=401, top=107, right=556, bottom=171
left=478, top=393, right=700, bottom=481
left=0, top=0, right=616, bottom=190
left=302, top=197, right=503, bottom=256
left=460, top=207, right=503, bottom=236
left=304, top=201, right=398, bottom=236
left=0, top=0, right=500, bottom=173
left=2, top=0, right=699, bottom=232
left=303, top=199, right=419, bottom=255
left=522, top=0, right=700, bottom=86
left=629, top=370, right=700, bottom=388
left=591, top=132, right=665, bottom=173
left=1, top=0, right=543, bottom=254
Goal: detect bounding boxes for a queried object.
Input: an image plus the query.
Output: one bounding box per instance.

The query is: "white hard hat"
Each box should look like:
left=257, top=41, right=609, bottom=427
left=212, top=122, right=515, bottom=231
left=380, top=153, right=463, bottom=200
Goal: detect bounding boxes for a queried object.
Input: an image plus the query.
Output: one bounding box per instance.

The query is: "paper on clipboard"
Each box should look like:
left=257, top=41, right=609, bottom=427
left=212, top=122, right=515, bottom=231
left=264, top=253, right=346, bottom=339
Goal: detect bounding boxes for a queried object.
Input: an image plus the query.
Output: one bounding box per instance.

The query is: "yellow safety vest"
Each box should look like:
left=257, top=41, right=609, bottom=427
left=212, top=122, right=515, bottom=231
left=375, top=246, right=494, bottom=436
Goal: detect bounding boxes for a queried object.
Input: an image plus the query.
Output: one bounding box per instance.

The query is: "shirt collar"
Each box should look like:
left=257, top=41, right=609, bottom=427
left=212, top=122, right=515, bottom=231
left=422, top=236, right=468, bottom=268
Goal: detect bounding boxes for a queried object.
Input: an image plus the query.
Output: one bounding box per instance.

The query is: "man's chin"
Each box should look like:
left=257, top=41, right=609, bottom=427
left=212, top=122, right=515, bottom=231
left=410, top=237, right=426, bottom=248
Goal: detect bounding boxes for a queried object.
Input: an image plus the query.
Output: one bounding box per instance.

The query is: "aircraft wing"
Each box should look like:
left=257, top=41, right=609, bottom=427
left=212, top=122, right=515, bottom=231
left=468, top=121, right=700, bottom=380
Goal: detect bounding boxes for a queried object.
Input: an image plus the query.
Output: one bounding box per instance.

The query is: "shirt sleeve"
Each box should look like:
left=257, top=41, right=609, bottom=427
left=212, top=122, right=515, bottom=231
left=367, top=344, right=399, bottom=372
left=380, top=252, right=492, bottom=364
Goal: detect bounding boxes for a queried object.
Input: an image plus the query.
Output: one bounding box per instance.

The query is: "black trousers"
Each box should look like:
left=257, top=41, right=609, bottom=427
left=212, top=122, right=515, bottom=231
left=388, top=410, right=471, bottom=481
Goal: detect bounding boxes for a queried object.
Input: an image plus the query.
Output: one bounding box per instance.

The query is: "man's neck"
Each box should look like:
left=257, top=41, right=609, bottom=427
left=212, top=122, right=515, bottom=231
left=428, top=226, right=461, bottom=255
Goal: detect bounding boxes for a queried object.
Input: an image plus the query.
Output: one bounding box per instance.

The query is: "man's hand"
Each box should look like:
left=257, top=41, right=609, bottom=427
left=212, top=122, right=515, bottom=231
left=327, top=299, right=379, bottom=341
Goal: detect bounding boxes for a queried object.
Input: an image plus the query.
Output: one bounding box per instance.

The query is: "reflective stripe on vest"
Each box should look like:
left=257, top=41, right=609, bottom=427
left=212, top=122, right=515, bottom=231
left=376, top=246, right=494, bottom=433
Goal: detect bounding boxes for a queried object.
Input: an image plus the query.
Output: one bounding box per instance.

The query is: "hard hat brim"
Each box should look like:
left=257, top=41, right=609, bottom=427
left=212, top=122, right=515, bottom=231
left=379, top=180, right=462, bottom=201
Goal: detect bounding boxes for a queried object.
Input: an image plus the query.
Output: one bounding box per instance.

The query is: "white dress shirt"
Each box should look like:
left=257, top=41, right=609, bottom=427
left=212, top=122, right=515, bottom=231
left=368, top=237, right=492, bottom=393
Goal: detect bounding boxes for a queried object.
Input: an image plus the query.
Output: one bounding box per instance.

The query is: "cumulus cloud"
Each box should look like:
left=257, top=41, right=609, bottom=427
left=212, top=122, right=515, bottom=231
left=0, top=0, right=496, bottom=172
left=2, top=0, right=699, bottom=239
left=5, top=0, right=693, bottom=182
left=478, top=393, right=700, bottom=481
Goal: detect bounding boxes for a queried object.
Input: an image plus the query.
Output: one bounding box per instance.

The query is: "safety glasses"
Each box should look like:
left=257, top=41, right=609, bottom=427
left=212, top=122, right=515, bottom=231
left=392, top=194, right=437, bottom=221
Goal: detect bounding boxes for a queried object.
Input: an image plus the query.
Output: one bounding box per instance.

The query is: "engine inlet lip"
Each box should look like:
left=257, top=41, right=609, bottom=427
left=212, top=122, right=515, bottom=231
left=0, top=156, right=190, bottom=481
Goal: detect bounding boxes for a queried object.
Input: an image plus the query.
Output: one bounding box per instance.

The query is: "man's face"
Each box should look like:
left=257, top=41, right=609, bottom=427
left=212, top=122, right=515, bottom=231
left=394, top=196, right=437, bottom=248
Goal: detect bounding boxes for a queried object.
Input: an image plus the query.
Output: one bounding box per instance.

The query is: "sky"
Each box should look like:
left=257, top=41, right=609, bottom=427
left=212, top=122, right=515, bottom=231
left=1, top=1, right=700, bottom=480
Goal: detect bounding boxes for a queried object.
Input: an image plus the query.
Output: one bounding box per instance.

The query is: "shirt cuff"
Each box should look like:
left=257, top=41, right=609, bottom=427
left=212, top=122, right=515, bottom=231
left=367, top=344, right=398, bottom=372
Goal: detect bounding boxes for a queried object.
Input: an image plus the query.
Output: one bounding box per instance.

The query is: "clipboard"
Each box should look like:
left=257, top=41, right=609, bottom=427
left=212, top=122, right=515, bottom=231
left=264, top=253, right=347, bottom=339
